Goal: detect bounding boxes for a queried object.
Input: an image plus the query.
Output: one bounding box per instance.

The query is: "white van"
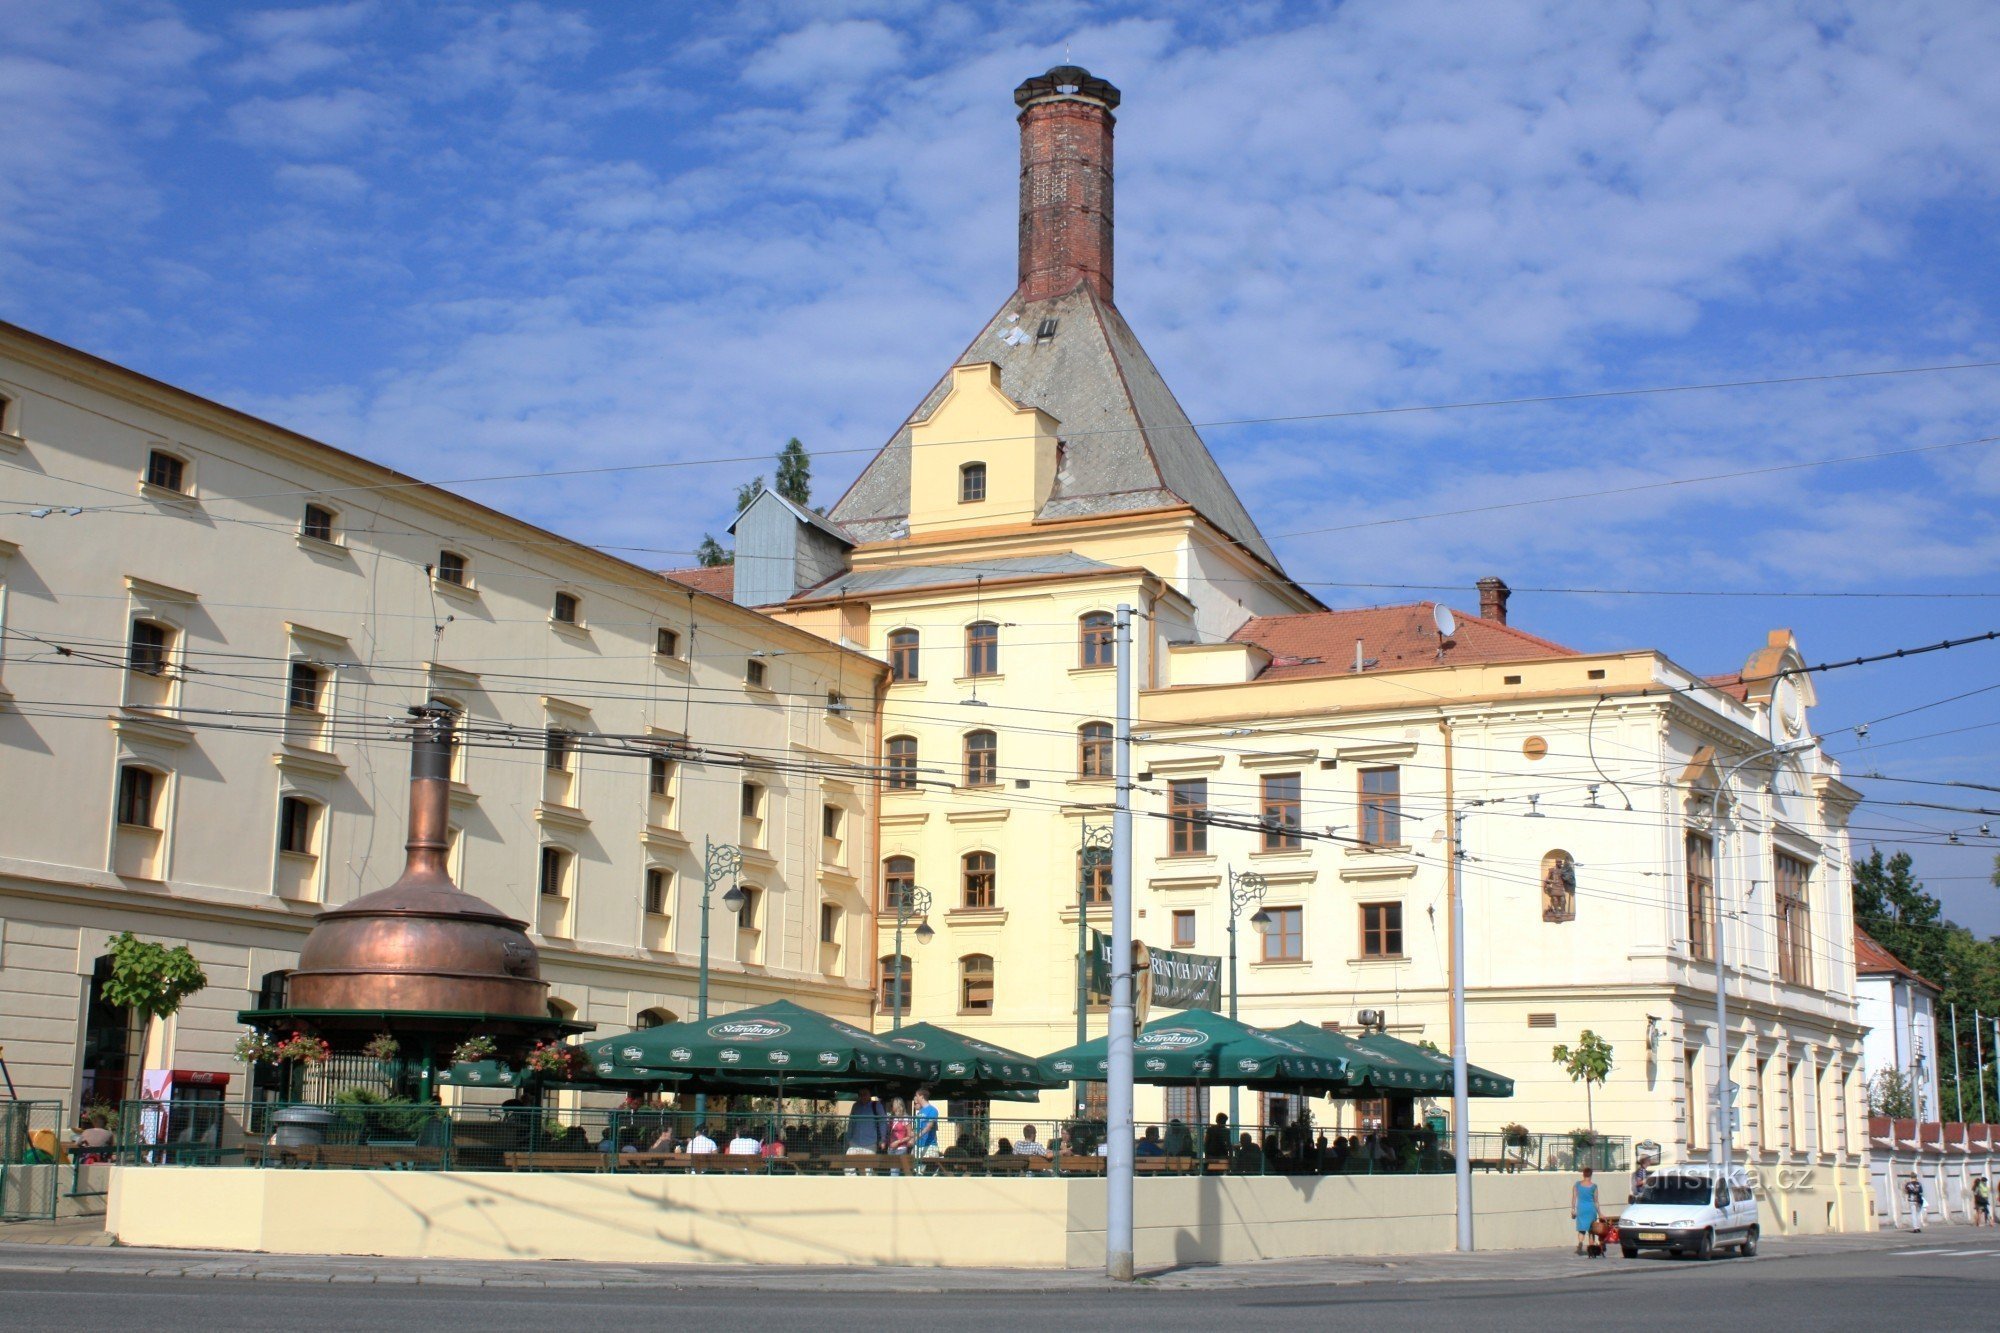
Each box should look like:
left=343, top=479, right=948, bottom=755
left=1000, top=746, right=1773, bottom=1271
left=1617, top=1164, right=1759, bottom=1259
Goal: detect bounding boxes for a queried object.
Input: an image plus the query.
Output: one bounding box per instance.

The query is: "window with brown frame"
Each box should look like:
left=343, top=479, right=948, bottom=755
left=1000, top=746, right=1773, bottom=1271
left=1261, top=906, right=1303, bottom=962
left=963, top=730, right=997, bottom=786
left=1078, top=722, right=1112, bottom=778
left=128, top=620, right=171, bottom=676
left=1359, top=902, right=1403, bottom=958
left=746, top=658, right=767, bottom=688
left=964, top=621, right=999, bottom=677
left=959, top=462, right=986, bottom=503
left=115, top=766, right=159, bottom=828
left=435, top=550, right=468, bottom=586
left=538, top=845, right=569, bottom=898
left=649, top=753, right=673, bottom=795
left=655, top=627, right=680, bottom=658
left=277, top=796, right=316, bottom=855
left=883, top=856, right=916, bottom=914
left=301, top=504, right=336, bottom=543
left=144, top=449, right=186, bottom=493
left=1260, top=773, right=1302, bottom=850
left=962, top=851, right=996, bottom=908
left=879, top=954, right=911, bottom=1014
left=1775, top=852, right=1813, bottom=986
left=886, top=735, right=918, bottom=789
left=1359, top=767, right=1401, bottom=846
left=287, top=661, right=323, bottom=713
left=1172, top=909, right=1197, bottom=950
left=959, top=954, right=994, bottom=1013
left=1686, top=831, right=1715, bottom=961
left=1079, top=612, right=1115, bottom=667
left=543, top=728, right=574, bottom=773
left=1168, top=779, right=1208, bottom=855
left=1077, top=848, right=1111, bottom=905
left=645, top=867, right=671, bottom=916
left=552, top=591, right=580, bottom=624
left=888, top=629, right=919, bottom=681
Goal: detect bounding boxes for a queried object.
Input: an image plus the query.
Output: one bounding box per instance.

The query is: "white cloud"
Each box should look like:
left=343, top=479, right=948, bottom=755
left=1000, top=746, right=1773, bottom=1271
left=230, top=87, right=390, bottom=152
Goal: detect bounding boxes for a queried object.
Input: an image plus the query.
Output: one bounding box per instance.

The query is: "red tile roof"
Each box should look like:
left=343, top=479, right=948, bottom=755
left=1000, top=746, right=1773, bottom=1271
left=1228, top=602, right=1579, bottom=680
left=662, top=565, right=734, bottom=599
left=1854, top=926, right=1940, bottom=990
left=1703, top=672, right=1752, bottom=702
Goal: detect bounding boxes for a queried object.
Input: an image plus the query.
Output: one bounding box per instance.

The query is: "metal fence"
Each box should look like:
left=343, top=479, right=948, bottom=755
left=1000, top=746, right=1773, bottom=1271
left=1464, top=1130, right=1631, bottom=1174
left=0, top=1100, right=66, bottom=1222
left=107, top=1099, right=1629, bottom=1179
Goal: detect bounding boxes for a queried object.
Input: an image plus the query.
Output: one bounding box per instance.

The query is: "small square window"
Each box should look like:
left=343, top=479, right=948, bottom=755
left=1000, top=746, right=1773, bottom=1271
left=301, top=504, right=335, bottom=543
left=145, top=450, right=186, bottom=493
left=746, top=659, right=767, bottom=688
left=435, top=550, right=468, bottom=586
left=1262, top=906, right=1304, bottom=962
left=1172, top=909, right=1196, bottom=950
left=655, top=627, right=680, bottom=658
left=1360, top=902, right=1403, bottom=958
left=553, top=591, right=580, bottom=624
left=1586, top=668, right=1606, bottom=681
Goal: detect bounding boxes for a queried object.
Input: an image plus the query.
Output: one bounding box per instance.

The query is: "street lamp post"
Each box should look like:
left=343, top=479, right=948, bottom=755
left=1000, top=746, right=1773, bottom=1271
left=1077, top=822, right=1113, bottom=1113
left=1225, top=867, right=1270, bottom=1136
left=696, top=836, right=744, bottom=1125
left=888, top=884, right=933, bottom=1030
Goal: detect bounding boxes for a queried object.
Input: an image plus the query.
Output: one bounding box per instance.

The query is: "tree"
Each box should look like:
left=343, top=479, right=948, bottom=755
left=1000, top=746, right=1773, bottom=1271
left=1552, top=1029, right=1614, bottom=1135
left=102, top=931, right=208, bottom=1097
left=775, top=437, right=811, bottom=507
left=694, top=534, right=732, bottom=568
left=734, top=475, right=765, bottom=514
left=1868, top=1067, right=1916, bottom=1119
left=1853, top=849, right=1946, bottom=984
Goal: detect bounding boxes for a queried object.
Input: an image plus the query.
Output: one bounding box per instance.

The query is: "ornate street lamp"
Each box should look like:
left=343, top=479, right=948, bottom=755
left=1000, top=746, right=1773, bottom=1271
left=1225, top=867, right=1270, bottom=1132
left=888, top=885, right=933, bottom=1030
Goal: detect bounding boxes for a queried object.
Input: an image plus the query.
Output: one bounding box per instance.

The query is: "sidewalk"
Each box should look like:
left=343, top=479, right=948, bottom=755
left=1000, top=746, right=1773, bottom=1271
left=0, top=1224, right=1946, bottom=1291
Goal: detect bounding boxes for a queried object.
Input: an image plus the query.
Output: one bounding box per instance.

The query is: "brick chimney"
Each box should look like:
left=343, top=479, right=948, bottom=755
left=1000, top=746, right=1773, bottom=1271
left=1015, top=65, right=1119, bottom=304
left=1477, top=577, right=1511, bottom=625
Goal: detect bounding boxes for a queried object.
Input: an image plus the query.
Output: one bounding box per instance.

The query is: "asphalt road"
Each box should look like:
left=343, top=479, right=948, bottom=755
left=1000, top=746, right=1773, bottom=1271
left=2, top=1242, right=1997, bottom=1331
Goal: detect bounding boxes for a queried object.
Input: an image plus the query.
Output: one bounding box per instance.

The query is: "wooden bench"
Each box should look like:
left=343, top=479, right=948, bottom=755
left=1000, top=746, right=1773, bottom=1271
left=504, top=1151, right=609, bottom=1172
left=314, top=1143, right=445, bottom=1170
left=1134, top=1155, right=1205, bottom=1175
left=1056, top=1153, right=1107, bottom=1176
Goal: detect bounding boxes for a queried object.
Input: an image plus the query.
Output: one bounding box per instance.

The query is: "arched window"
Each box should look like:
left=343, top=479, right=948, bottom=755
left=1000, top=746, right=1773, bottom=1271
left=1541, top=850, right=1576, bottom=923
left=635, top=1007, right=677, bottom=1029
left=1079, top=722, right=1112, bottom=778
left=964, top=621, right=999, bottom=677
left=887, top=628, right=919, bottom=682
left=960, top=954, right=995, bottom=1014
left=885, top=735, right=918, bottom=789
left=959, top=462, right=987, bottom=503
left=962, top=851, right=996, bottom=909
left=879, top=954, right=911, bottom=1015
left=963, top=730, right=997, bottom=786
left=884, top=855, right=916, bottom=914
left=1079, top=612, right=1115, bottom=668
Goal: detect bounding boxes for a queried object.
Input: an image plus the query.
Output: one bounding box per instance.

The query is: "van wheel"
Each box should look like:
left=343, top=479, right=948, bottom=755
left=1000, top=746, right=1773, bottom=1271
left=1739, top=1227, right=1758, bottom=1258
left=1694, top=1229, right=1714, bottom=1260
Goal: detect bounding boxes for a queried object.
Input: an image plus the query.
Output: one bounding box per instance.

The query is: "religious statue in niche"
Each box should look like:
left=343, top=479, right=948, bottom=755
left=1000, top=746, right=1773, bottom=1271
left=1541, top=851, right=1577, bottom=923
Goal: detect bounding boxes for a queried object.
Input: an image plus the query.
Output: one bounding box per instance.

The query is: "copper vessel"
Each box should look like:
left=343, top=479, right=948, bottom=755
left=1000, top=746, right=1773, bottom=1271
left=286, top=706, right=548, bottom=1018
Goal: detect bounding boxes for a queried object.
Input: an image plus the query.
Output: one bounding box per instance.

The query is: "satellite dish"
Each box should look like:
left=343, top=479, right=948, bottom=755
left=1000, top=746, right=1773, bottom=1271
left=1433, top=604, right=1457, bottom=638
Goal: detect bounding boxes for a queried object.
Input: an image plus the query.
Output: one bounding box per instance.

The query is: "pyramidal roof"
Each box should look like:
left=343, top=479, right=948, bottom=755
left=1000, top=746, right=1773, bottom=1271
left=828, top=284, right=1283, bottom=571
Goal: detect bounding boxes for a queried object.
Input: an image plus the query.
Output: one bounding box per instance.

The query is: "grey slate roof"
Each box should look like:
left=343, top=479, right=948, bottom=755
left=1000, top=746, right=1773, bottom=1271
left=799, top=553, right=1118, bottom=601
left=827, top=286, right=1284, bottom=571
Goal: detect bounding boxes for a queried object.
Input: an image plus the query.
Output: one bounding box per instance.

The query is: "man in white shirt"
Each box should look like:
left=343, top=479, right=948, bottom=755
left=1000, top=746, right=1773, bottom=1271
left=686, top=1125, right=718, bottom=1155
left=1013, top=1124, right=1050, bottom=1158
left=726, top=1125, right=762, bottom=1156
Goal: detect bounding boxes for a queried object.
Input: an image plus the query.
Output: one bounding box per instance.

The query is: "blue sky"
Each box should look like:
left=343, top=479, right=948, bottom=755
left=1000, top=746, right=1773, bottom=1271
left=6, top=1, right=2000, bottom=931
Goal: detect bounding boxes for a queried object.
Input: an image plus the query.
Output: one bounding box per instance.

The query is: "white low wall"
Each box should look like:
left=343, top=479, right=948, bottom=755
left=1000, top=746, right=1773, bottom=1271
left=108, top=1167, right=1577, bottom=1269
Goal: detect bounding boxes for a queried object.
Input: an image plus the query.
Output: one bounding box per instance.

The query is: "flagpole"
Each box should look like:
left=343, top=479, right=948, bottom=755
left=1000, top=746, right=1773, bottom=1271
left=1951, top=1003, right=1964, bottom=1124
left=1976, top=1012, right=1988, bottom=1126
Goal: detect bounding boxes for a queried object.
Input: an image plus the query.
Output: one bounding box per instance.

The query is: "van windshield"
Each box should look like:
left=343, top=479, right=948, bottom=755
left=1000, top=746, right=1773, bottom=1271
left=1634, top=1176, right=1720, bottom=1206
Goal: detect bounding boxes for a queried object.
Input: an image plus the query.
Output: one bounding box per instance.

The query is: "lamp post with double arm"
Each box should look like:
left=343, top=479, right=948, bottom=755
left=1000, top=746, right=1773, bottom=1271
left=1225, top=867, right=1271, bottom=1134
left=888, top=885, right=933, bottom=1030
left=696, top=837, right=744, bottom=1124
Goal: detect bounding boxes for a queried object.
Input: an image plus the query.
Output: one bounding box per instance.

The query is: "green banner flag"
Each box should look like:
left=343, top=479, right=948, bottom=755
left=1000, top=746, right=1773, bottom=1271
left=1087, top=929, right=1221, bottom=1011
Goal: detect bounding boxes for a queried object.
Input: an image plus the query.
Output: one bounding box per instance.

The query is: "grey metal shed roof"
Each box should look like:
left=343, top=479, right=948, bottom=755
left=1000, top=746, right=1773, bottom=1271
left=827, top=286, right=1284, bottom=571
left=727, top=487, right=854, bottom=546
left=800, top=553, right=1119, bottom=600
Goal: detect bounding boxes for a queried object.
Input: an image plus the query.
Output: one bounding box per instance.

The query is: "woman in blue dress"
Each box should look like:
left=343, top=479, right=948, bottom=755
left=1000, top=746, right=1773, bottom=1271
left=1572, top=1165, right=1600, bottom=1255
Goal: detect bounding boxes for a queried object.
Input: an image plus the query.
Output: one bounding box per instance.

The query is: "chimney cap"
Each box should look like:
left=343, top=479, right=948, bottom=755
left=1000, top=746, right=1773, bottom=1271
left=1015, top=65, right=1120, bottom=109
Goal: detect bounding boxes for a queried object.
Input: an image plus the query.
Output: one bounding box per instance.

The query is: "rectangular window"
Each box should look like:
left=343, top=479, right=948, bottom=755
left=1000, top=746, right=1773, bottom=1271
left=963, top=731, right=998, bottom=787
left=435, top=550, right=467, bottom=586
left=746, top=659, right=767, bottom=688
left=964, top=622, right=999, bottom=677
left=1079, top=614, right=1115, bottom=667
left=741, top=781, right=762, bottom=818
left=117, top=767, right=158, bottom=828
left=145, top=450, right=185, bottom=492
left=888, top=630, right=919, bottom=681
left=1168, top=779, right=1208, bottom=856
left=1172, top=909, right=1196, bottom=950
left=1078, top=723, right=1112, bottom=778
left=1754, top=1056, right=1770, bottom=1151
left=277, top=796, right=314, bottom=854
left=552, top=591, right=579, bottom=624
left=1260, top=773, right=1302, bottom=851
left=962, top=853, right=996, bottom=909
left=822, top=803, right=843, bottom=839
left=287, top=661, right=322, bottom=713
left=736, top=886, right=760, bottom=932
left=645, top=867, right=670, bottom=916
left=886, top=737, right=917, bottom=789
left=128, top=620, right=171, bottom=676
left=1359, top=902, right=1403, bottom=958
left=649, top=753, right=673, bottom=796
left=1784, top=1059, right=1801, bottom=1153
left=1685, top=1046, right=1703, bottom=1153
left=1359, top=767, right=1401, bottom=846
left=1775, top=853, right=1813, bottom=986
left=301, top=504, right=335, bottom=542
left=820, top=902, right=840, bottom=946
left=655, top=627, right=680, bottom=658
left=1261, top=906, right=1303, bottom=962
left=538, top=846, right=567, bottom=898
left=959, top=462, right=986, bottom=503
left=960, top=955, right=994, bottom=1013
left=1686, top=831, right=1715, bottom=961
left=543, top=728, right=573, bottom=772
left=1078, top=849, right=1111, bottom=905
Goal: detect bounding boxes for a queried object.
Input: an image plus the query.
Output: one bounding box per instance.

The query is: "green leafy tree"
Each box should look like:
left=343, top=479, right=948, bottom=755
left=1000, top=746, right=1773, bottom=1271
left=1867, top=1067, right=1916, bottom=1119
left=1552, top=1029, right=1614, bottom=1135
left=734, top=476, right=765, bottom=513
left=775, top=437, right=811, bottom=507
left=102, top=931, right=208, bottom=1097
left=694, top=534, right=732, bottom=568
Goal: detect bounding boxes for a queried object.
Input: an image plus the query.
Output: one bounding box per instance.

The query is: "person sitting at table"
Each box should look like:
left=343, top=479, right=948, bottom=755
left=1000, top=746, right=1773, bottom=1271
left=1135, top=1126, right=1165, bottom=1158
left=995, top=1136, right=1014, bottom=1156
left=1013, top=1124, right=1050, bottom=1158
left=761, top=1132, right=787, bottom=1159
left=646, top=1124, right=679, bottom=1153
left=1232, top=1132, right=1265, bottom=1173
left=727, top=1124, right=761, bottom=1155
left=686, top=1124, right=718, bottom=1155
left=1163, top=1119, right=1192, bottom=1157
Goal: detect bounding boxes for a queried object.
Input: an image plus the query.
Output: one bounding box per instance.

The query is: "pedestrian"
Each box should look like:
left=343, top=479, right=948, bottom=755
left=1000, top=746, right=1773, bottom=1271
left=1903, top=1174, right=1926, bottom=1232
left=845, top=1090, right=885, bottom=1172
left=1572, top=1165, right=1601, bottom=1256
left=886, top=1097, right=913, bottom=1174
left=912, top=1089, right=940, bottom=1174
left=1973, top=1175, right=1991, bottom=1228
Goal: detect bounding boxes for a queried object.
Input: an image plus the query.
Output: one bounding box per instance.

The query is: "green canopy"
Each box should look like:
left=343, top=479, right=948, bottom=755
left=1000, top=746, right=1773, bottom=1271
left=881, top=1023, right=1063, bottom=1094
left=436, top=1060, right=526, bottom=1090
left=1358, top=1032, right=1515, bottom=1097
left=608, top=1000, right=941, bottom=1086
left=1038, top=1011, right=1345, bottom=1088
left=1273, top=1024, right=1453, bottom=1094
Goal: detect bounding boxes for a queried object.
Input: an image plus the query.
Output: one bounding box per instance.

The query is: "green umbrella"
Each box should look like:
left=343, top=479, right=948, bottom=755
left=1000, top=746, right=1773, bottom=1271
left=1273, top=1023, right=1453, bottom=1094
left=435, top=1059, right=525, bottom=1090
left=608, top=999, right=942, bottom=1086
left=881, top=1023, right=1064, bottom=1094
left=1357, top=1032, right=1515, bottom=1097
left=1038, top=1010, right=1345, bottom=1088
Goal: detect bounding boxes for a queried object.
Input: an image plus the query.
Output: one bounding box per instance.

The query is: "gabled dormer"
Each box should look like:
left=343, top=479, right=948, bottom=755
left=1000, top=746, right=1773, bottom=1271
left=906, top=363, right=1060, bottom=536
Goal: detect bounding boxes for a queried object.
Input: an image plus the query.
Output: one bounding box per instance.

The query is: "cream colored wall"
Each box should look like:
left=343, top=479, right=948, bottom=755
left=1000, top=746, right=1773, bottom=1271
left=0, top=334, right=885, bottom=1107
left=107, top=1166, right=1575, bottom=1267
left=906, top=364, right=1059, bottom=535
